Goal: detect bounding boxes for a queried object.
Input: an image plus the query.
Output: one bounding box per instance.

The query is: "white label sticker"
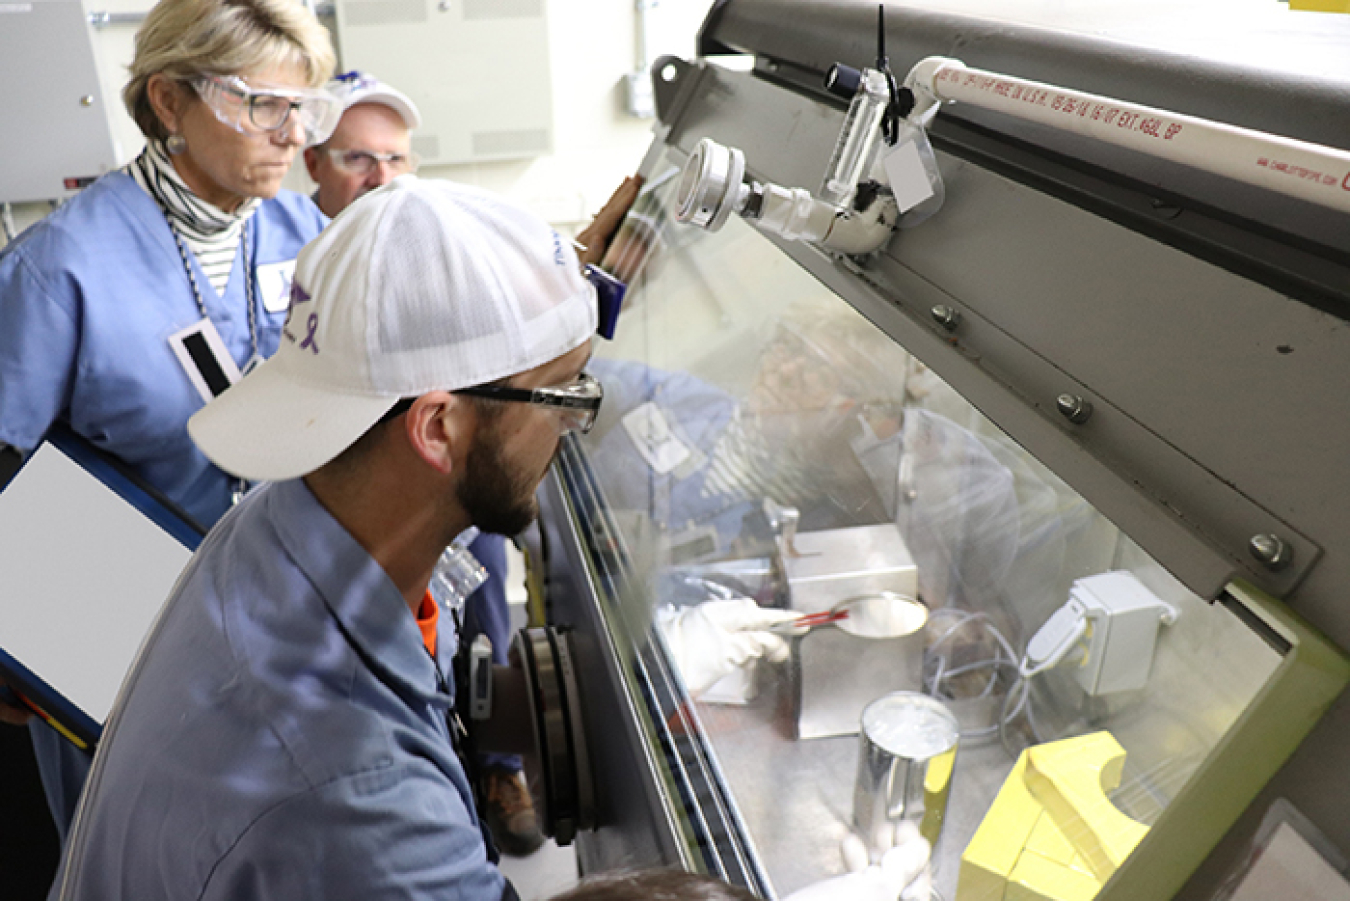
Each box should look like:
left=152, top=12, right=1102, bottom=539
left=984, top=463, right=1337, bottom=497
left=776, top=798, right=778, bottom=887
left=622, top=403, right=691, bottom=475
left=883, top=140, right=936, bottom=214
left=168, top=318, right=242, bottom=403
left=256, top=259, right=297, bottom=313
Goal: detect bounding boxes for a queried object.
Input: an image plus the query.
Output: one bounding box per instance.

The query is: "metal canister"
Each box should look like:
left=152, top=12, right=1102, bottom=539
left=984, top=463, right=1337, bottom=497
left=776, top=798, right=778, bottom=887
left=853, top=691, right=960, bottom=859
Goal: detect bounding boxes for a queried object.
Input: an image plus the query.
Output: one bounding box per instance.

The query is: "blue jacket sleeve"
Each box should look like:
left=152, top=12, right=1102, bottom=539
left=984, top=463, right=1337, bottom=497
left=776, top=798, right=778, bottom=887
left=0, top=243, right=79, bottom=452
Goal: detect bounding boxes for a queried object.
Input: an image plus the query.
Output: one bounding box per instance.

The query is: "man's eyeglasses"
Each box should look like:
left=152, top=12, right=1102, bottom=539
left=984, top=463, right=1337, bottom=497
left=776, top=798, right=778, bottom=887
left=191, top=74, right=342, bottom=146
left=455, top=372, right=603, bottom=435
left=380, top=372, right=604, bottom=435
left=325, top=148, right=421, bottom=177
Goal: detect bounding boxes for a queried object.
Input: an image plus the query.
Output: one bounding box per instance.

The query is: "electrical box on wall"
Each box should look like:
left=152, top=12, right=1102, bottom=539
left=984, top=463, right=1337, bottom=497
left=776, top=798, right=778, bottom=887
left=335, top=0, right=554, bottom=166
left=0, top=1, right=118, bottom=204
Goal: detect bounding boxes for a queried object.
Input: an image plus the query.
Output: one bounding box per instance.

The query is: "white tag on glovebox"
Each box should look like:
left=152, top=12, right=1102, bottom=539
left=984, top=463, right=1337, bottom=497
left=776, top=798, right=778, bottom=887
left=622, top=402, right=691, bottom=474
left=883, top=139, right=936, bottom=214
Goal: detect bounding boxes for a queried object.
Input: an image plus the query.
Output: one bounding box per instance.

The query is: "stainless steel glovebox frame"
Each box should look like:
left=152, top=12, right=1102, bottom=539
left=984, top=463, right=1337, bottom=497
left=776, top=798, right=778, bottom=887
left=530, top=4, right=1350, bottom=899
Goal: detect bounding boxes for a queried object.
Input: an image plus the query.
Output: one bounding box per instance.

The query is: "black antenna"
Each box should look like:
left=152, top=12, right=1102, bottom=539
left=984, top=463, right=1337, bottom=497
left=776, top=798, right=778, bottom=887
left=877, top=4, right=887, bottom=71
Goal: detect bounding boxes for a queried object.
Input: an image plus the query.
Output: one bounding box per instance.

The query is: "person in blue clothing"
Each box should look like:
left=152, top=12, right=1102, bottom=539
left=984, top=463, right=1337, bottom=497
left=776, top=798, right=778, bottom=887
left=304, top=71, right=422, bottom=219
left=0, top=0, right=337, bottom=840
left=304, top=70, right=551, bottom=853
left=51, top=177, right=603, bottom=901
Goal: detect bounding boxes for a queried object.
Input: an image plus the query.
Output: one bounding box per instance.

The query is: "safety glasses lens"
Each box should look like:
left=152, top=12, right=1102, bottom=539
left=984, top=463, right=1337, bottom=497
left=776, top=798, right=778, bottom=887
left=300, top=95, right=342, bottom=145
left=248, top=95, right=293, bottom=130
left=559, top=409, right=596, bottom=435
left=194, top=76, right=340, bottom=144
left=330, top=150, right=421, bottom=176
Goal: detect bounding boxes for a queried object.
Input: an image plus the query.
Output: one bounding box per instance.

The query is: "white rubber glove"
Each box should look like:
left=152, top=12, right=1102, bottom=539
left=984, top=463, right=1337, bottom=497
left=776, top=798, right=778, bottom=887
left=784, top=823, right=932, bottom=901
left=656, top=598, right=800, bottom=695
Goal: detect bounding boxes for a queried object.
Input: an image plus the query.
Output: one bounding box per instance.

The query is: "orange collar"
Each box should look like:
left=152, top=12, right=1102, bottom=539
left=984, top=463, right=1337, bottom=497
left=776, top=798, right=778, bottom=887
left=416, top=590, right=438, bottom=657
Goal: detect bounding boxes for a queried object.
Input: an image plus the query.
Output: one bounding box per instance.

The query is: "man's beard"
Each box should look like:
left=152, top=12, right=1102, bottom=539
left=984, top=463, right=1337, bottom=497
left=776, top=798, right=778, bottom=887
left=456, top=423, right=540, bottom=537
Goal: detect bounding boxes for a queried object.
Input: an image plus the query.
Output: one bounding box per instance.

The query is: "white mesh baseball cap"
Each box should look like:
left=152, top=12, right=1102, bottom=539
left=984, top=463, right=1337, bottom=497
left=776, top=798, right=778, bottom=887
left=189, top=175, right=597, bottom=481
left=328, top=71, right=421, bottom=129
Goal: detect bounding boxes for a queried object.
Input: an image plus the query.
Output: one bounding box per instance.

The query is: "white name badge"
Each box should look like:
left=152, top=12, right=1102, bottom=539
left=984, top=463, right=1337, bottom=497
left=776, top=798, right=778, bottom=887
left=168, top=318, right=241, bottom=404
left=256, top=259, right=298, bottom=313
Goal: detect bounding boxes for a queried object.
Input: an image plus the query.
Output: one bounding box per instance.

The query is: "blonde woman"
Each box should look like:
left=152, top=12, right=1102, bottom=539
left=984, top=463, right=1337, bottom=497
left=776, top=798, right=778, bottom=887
left=0, top=0, right=335, bottom=839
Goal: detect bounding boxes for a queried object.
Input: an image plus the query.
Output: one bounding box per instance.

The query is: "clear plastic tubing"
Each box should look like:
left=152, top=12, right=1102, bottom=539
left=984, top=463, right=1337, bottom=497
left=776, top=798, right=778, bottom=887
left=820, top=68, right=891, bottom=208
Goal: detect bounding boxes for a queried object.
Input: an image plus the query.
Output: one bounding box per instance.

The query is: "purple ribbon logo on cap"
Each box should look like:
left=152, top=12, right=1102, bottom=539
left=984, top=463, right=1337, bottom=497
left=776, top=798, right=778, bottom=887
left=282, top=282, right=320, bottom=354
left=299, top=314, right=320, bottom=355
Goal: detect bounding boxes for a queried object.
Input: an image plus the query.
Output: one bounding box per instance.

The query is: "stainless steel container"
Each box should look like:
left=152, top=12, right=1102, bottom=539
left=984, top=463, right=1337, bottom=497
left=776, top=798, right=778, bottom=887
left=782, top=523, right=918, bottom=615
left=853, top=692, right=960, bottom=860
left=790, top=592, right=928, bottom=739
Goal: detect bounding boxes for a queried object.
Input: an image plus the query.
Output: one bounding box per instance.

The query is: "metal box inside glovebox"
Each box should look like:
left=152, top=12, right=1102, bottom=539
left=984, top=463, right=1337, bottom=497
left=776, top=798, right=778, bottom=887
left=783, top=524, right=925, bottom=739
left=783, top=523, right=918, bottom=613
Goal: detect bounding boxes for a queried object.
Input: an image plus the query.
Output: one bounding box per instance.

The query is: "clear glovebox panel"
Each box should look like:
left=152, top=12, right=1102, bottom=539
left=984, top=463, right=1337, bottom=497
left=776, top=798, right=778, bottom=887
left=575, top=148, right=1288, bottom=900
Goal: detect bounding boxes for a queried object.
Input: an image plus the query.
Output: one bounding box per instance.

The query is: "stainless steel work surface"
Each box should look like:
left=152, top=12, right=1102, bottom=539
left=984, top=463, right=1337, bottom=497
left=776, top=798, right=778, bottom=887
left=691, top=692, right=1017, bottom=898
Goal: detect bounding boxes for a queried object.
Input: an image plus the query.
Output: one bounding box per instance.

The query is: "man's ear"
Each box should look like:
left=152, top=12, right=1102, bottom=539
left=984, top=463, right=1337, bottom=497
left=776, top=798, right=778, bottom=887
left=303, top=146, right=321, bottom=182
left=403, top=392, right=472, bottom=476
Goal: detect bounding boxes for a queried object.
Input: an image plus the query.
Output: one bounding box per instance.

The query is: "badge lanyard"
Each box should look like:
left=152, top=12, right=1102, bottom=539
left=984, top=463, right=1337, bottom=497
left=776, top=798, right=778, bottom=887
left=167, top=217, right=259, bottom=505
left=168, top=218, right=260, bottom=372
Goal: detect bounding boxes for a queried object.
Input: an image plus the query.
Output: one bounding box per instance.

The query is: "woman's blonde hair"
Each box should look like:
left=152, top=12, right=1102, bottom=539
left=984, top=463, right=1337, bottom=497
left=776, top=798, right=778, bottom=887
left=123, top=0, right=336, bottom=141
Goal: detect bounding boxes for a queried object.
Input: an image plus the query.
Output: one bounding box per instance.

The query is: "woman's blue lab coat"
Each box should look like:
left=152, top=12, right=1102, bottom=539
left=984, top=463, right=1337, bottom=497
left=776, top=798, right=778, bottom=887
left=0, top=170, right=326, bottom=837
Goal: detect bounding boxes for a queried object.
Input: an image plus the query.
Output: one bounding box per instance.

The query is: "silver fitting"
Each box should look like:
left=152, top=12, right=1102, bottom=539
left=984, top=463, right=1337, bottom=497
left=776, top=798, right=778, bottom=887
left=930, top=305, right=961, bottom=331
left=1056, top=394, right=1093, bottom=424
left=1249, top=534, right=1292, bottom=571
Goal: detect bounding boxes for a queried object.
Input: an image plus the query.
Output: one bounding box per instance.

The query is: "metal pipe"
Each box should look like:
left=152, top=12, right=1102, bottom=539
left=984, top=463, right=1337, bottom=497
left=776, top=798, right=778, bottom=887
left=906, top=56, right=1350, bottom=216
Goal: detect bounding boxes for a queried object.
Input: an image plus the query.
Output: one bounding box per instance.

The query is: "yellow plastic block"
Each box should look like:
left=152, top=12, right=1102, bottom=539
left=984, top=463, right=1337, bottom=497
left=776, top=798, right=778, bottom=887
left=921, top=746, right=958, bottom=844
left=1006, top=847, right=1102, bottom=901
left=958, top=752, right=1042, bottom=901
left=1289, top=0, right=1350, bottom=12
left=958, top=733, right=1151, bottom=901
left=1066, top=850, right=1096, bottom=879
left=926, top=744, right=956, bottom=794
left=1026, top=811, right=1077, bottom=866
left=1025, top=733, right=1149, bottom=882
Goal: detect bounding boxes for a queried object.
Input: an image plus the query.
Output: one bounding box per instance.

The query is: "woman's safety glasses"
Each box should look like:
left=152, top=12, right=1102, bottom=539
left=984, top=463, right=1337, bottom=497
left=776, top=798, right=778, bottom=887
left=454, top=372, right=604, bottom=435
left=191, top=74, right=342, bottom=146
left=325, top=148, right=421, bottom=177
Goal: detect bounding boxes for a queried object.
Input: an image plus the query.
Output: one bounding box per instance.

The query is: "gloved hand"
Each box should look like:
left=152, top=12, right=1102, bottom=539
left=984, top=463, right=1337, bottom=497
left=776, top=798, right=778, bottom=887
left=784, top=823, right=932, bottom=901
left=655, top=598, right=800, bottom=696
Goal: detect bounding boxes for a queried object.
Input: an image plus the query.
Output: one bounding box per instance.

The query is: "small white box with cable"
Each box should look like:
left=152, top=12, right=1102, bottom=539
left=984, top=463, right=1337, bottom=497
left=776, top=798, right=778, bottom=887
left=1024, top=571, right=1178, bottom=696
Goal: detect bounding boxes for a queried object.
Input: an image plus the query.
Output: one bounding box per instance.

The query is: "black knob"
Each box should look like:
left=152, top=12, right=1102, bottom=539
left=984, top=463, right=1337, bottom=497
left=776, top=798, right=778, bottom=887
left=825, top=63, right=862, bottom=100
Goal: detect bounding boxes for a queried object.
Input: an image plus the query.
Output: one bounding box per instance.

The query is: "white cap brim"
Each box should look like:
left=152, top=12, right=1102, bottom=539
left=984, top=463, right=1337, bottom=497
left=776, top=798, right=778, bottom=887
left=188, top=356, right=399, bottom=482
left=347, top=90, right=421, bottom=130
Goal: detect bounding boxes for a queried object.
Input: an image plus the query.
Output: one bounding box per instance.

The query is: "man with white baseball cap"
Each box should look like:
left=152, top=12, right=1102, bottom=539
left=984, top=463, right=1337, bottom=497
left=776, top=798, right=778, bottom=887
left=307, top=69, right=637, bottom=857
left=50, top=176, right=602, bottom=901
left=305, top=71, right=423, bottom=217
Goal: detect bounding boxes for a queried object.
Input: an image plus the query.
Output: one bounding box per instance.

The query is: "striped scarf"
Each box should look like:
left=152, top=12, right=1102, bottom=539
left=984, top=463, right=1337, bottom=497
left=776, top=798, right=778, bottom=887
left=126, top=141, right=261, bottom=295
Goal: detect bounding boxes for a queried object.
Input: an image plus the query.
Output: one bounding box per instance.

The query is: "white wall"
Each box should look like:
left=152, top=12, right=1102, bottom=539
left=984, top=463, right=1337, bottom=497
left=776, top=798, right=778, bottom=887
left=2, top=0, right=711, bottom=245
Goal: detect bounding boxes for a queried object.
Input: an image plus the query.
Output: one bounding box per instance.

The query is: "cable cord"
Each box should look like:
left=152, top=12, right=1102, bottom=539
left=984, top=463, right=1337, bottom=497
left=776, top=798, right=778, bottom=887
left=924, top=608, right=1023, bottom=742
left=923, top=607, right=1061, bottom=753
